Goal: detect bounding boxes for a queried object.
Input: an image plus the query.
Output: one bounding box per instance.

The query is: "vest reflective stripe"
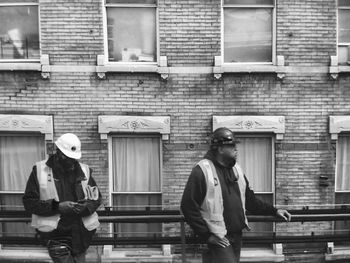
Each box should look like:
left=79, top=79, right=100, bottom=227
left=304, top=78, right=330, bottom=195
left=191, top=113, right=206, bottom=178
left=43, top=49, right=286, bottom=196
left=31, top=160, right=100, bottom=232
left=198, top=159, right=249, bottom=238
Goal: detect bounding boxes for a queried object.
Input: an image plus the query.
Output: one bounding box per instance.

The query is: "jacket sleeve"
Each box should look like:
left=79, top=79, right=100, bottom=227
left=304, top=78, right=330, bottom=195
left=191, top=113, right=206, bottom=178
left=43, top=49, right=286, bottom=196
left=244, top=175, right=277, bottom=215
left=79, top=168, right=102, bottom=217
left=22, top=166, right=59, bottom=216
left=180, top=165, right=211, bottom=241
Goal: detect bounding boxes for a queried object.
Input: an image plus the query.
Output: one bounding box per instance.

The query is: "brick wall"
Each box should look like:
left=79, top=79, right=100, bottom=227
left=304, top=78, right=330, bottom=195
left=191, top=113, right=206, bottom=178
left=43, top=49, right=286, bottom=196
left=1, top=0, right=350, bottom=262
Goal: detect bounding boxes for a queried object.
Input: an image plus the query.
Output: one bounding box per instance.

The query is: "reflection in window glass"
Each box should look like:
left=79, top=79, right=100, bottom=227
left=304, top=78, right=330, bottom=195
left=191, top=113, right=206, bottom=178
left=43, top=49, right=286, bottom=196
left=224, top=8, right=272, bottom=63
left=339, top=10, right=350, bottom=43
left=0, top=5, right=39, bottom=60
left=107, top=7, right=156, bottom=62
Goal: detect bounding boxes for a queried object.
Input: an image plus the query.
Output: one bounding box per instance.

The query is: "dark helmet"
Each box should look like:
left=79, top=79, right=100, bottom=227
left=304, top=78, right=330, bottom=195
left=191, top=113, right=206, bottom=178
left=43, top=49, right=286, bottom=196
left=211, top=127, right=239, bottom=146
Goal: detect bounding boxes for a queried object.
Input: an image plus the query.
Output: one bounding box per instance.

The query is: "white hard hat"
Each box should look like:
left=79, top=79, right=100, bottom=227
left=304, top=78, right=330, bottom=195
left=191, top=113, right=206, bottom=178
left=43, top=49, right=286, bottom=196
left=55, top=133, right=82, bottom=159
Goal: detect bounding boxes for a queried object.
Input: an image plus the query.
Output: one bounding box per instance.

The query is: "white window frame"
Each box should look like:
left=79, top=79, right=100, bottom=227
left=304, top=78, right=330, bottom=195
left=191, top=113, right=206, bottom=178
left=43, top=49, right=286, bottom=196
left=98, top=115, right=171, bottom=259
left=221, top=0, right=276, bottom=65
left=102, top=0, right=159, bottom=66
left=213, top=115, right=285, bottom=260
left=0, top=0, right=41, bottom=63
left=337, top=0, right=350, bottom=65
left=328, top=116, right=350, bottom=258
left=0, top=114, right=52, bottom=257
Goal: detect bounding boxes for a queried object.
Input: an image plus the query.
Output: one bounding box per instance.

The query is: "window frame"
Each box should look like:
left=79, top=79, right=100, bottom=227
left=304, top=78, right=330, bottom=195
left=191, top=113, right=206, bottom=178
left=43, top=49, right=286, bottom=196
left=221, top=0, right=276, bottom=65
left=0, top=0, right=41, bottom=63
left=103, top=0, right=159, bottom=65
left=337, top=0, right=350, bottom=65
left=0, top=114, right=52, bottom=254
left=107, top=133, right=163, bottom=252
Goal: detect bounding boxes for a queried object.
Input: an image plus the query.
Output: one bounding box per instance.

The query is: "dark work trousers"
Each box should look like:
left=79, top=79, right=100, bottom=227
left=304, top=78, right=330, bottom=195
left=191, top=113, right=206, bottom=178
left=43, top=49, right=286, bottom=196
left=202, top=233, right=242, bottom=263
left=47, top=239, right=86, bottom=263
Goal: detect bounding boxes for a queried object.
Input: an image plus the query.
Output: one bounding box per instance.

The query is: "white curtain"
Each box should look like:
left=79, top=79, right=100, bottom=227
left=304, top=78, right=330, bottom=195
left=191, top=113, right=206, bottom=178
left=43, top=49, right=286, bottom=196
left=0, top=135, right=45, bottom=238
left=237, top=136, right=272, bottom=192
left=112, top=137, right=160, bottom=193
left=336, top=136, right=350, bottom=191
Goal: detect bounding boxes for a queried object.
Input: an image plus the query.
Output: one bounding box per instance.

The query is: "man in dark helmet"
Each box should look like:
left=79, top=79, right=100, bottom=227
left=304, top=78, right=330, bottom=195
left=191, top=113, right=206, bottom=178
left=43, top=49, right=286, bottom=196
left=181, top=127, right=291, bottom=263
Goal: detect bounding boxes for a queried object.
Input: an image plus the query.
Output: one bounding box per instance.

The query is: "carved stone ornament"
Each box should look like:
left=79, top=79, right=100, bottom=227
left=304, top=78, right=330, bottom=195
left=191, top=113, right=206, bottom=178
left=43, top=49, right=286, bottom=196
left=98, top=115, right=170, bottom=140
left=213, top=115, right=285, bottom=140
left=0, top=114, right=53, bottom=140
left=329, top=116, right=350, bottom=140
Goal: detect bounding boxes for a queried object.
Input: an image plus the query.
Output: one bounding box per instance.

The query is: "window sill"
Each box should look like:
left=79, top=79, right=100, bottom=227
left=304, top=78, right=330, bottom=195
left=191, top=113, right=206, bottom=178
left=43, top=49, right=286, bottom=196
left=0, top=249, right=50, bottom=262
left=213, top=56, right=286, bottom=79
left=0, top=62, right=41, bottom=71
left=96, top=55, right=169, bottom=79
left=241, top=247, right=285, bottom=262
left=325, top=246, right=350, bottom=261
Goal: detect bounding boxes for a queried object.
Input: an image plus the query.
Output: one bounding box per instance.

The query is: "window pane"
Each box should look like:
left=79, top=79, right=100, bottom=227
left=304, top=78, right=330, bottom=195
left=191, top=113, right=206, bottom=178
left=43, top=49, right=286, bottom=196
left=107, top=7, right=156, bottom=62
left=112, top=194, right=162, bottom=247
left=0, top=193, right=37, bottom=248
left=0, top=135, right=44, bottom=248
left=0, top=5, right=39, bottom=59
left=245, top=193, right=273, bottom=248
left=336, top=136, right=350, bottom=191
left=224, top=0, right=273, bottom=5
left=0, top=135, right=45, bottom=191
left=236, top=136, right=272, bottom=192
left=339, top=10, right=350, bottom=43
left=112, top=136, right=160, bottom=192
left=224, top=8, right=272, bottom=63
left=339, top=0, right=350, bottom=7
left=334, top=193, right=350, bottom=245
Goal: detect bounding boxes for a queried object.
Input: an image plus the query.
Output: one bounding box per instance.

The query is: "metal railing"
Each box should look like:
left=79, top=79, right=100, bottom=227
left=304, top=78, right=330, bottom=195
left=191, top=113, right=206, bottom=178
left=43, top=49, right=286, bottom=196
left=0, top=207, right=349, bottom=262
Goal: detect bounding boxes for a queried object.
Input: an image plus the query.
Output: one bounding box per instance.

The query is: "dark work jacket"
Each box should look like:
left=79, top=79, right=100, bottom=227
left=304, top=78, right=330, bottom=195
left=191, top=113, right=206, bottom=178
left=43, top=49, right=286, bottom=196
left=22, top=154, right=102, bottom=255
left=180, top=151, right=277, bottom=241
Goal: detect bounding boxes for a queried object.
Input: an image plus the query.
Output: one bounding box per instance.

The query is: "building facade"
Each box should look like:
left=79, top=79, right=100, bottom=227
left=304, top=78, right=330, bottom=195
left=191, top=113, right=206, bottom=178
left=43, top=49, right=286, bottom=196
left=0, top=0, right=350, bottom=262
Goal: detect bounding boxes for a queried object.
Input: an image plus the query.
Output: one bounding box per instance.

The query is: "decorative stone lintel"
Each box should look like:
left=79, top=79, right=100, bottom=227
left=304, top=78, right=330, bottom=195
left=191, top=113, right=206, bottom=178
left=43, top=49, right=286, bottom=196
left=40, top=54, right=50, bottom=79
left=98, top=115, right=170, bottom=141
left=213, top=115, right=285, bottom=140
left=329, top=115, right=350, bottom=140
left=0, top=114, right=53, bottom=140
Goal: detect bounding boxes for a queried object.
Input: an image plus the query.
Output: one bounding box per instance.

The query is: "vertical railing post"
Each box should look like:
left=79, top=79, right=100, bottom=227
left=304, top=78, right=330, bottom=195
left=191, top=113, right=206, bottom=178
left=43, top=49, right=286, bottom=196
left=180, top=219, right=187, bottom=263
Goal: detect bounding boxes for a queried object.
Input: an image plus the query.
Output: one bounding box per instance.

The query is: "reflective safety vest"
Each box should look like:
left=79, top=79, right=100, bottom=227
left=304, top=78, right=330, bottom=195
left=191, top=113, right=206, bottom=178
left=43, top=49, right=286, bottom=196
left=198, top=159, right=249, bottom=239
left=31, top=160, right=100, bottom=232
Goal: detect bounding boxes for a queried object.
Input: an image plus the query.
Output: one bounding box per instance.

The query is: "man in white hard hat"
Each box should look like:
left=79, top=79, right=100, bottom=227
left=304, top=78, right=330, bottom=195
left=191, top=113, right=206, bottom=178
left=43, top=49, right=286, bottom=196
left=23, top=133, right=102, bottom=263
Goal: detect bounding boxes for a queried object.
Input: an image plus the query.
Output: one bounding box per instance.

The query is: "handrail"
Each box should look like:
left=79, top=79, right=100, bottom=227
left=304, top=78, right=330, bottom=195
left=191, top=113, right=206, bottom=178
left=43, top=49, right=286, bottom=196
left=0, top=208, right=350, bottom=263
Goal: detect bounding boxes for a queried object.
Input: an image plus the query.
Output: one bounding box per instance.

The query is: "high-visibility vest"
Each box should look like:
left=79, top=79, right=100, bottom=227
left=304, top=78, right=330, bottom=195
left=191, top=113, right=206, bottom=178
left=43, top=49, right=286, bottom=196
left=31, top=160, right=100, bottom=232
left=198, top=159, right=249, bottom=239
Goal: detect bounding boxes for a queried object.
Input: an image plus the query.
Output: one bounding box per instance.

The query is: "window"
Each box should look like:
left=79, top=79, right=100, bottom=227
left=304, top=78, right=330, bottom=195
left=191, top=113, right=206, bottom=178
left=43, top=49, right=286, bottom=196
left=0, top=133, right=45, bottom=248
left=236, top=134, right=274, bottom=243
left=110, top=135, right=162, bottom=245
left=222, top=0, right=275, bottom=63
left=338, top=0, right=350, bottom=65
left=335, top=135, right=350, bottom=244
left=105, top=0, right=157, bottom=63
left=0, top=1, right=39, bottom=61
